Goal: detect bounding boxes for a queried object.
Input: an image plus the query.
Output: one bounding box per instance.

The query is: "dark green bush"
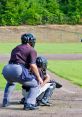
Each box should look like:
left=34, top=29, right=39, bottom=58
left=0, top=0, right=82, bottom=25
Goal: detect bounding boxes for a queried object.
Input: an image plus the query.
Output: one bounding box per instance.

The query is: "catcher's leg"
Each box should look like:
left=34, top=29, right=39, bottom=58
left=41, top=83, right=56, bottom=106
left=35, top=83, right=56, bottom=106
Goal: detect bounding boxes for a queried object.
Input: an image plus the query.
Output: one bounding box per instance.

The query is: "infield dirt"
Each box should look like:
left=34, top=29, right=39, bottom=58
left=0, top=70, right=82, bottom=117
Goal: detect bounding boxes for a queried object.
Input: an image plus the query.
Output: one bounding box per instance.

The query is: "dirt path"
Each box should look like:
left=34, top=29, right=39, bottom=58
left=0, top=54, right=82, bottom=63
left=0, top=54, right=82, bottom=117
left=42, top=54, right=82, bottom=60
left=0, top=71, right=82, bottom=117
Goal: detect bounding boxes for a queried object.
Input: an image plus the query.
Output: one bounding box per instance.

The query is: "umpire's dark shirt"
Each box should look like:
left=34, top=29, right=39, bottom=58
left=9, top=44, right=37, bottom=68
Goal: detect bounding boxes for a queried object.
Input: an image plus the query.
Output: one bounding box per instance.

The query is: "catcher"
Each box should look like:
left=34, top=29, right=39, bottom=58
left=20, top=56, right=62, bottom=106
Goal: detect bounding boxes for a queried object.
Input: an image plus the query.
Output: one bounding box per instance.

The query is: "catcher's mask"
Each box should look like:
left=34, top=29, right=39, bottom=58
left=36, top=56, right=48, bottom=70
left=21, top=33, right=36, bottom=47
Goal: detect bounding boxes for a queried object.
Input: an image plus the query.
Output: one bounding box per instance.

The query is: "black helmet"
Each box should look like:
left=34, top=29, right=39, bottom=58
left=21, top=33, right=36, bottom=47
left=36, top=56, right=48, bottom=70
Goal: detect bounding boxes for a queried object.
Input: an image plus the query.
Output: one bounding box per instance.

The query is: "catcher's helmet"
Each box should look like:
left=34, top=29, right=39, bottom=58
left=21, top=33, right=36, bottom=47
left=36, top=56, right=48, bottom=70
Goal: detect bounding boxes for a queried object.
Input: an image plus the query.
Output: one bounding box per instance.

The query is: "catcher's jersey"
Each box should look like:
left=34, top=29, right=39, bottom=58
left=39, top=69, right=47, bottom=80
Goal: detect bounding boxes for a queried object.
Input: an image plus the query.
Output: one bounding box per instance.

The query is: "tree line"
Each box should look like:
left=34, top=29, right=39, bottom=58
left=0, top=0, right=82, bottom=25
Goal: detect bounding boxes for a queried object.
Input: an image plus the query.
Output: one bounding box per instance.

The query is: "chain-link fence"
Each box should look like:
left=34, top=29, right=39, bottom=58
left=0, top=25, right=82, bottom=43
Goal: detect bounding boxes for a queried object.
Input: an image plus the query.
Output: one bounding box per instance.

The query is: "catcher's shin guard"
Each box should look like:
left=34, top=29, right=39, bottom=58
left=37, top=83, right=56, bottom=106
left=42, top=83, right=56, bottom=100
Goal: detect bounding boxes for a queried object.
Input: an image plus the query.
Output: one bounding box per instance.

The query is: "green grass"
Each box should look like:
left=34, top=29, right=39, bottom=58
left=0, top=63, right=21, bottom=90
left=48, top=60, right=82, bottom=87
left=36, top=43, right=82, bottom=54
left=1, top=43, right=82, bottom=54
left=0, top=60, right=82, bottom=90
left=0, top=43, right=18, bottom=54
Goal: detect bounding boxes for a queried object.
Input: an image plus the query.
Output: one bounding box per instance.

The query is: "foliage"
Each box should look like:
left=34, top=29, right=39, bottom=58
left=0, top=0, right=82, bottom=25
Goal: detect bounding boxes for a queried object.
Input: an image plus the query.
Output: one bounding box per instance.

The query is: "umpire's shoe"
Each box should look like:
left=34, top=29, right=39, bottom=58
left=2, top=99, right=10, bottom=107
left=24, top=103, right=39, bottom=110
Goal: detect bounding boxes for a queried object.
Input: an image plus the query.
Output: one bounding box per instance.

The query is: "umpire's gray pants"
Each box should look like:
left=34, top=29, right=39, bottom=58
left=2, top=64, right=39, bottom=105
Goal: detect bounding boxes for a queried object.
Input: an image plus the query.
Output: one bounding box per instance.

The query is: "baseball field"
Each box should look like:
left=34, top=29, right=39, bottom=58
left=0, top=25, right=82, bottom=117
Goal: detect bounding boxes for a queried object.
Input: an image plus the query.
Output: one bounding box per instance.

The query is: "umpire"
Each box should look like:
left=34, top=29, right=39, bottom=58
left=2, top=33, right=43, bottom=110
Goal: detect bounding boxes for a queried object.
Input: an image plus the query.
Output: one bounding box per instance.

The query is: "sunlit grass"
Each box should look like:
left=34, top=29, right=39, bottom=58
left=0, top=43, right=82, bottom=54
left=48, top=60, right=82, bottom=87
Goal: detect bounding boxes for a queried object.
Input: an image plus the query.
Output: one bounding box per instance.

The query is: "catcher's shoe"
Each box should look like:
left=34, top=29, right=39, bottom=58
left=41, top=99, right=51, bottom=106
left=55, top=82, right=62, bottom=88
left=50, top=80, right=62, bottom=88
left=37, top=99, right=51, bottom=106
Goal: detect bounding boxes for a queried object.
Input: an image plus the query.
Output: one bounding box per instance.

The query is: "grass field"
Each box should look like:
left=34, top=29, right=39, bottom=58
left=0, top=43, right=82, bottom=54
left=48, top=60, right=82, bottom=87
